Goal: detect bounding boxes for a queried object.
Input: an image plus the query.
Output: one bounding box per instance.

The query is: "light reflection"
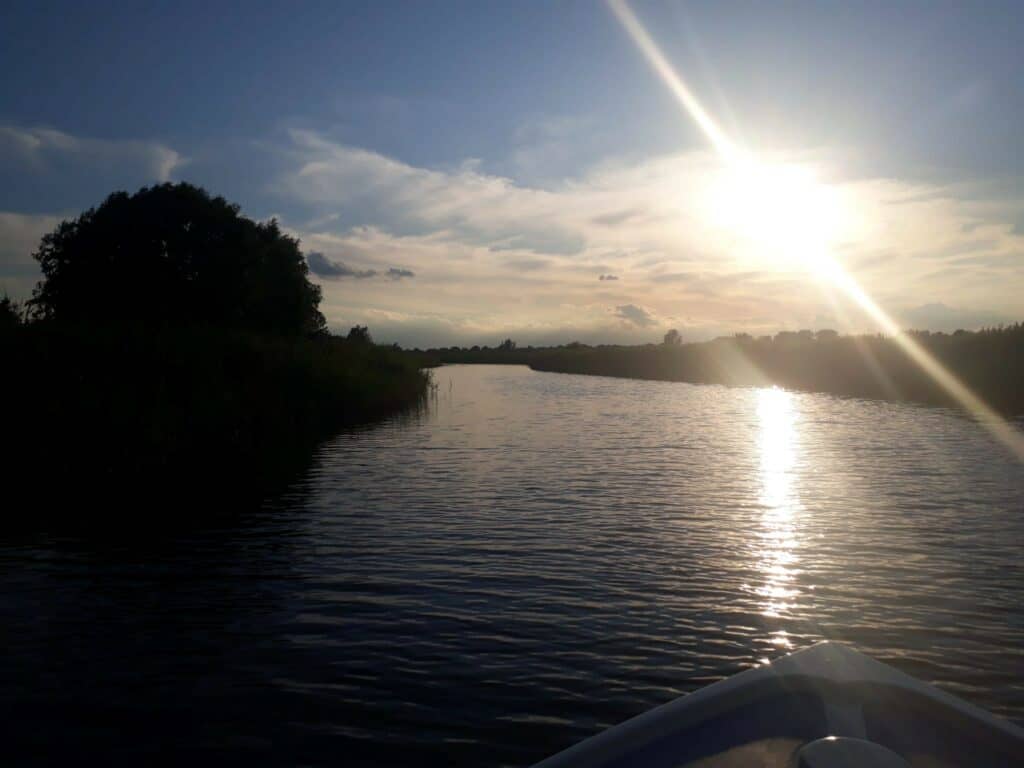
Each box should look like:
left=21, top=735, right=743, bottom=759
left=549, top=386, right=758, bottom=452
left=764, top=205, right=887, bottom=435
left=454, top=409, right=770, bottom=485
left=755, top=387, right=801, bottom=620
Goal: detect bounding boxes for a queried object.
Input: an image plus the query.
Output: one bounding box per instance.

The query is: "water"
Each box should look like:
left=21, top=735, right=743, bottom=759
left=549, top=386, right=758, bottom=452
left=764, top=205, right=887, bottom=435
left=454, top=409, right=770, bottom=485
left=3, top=364, right=1023, bottom=766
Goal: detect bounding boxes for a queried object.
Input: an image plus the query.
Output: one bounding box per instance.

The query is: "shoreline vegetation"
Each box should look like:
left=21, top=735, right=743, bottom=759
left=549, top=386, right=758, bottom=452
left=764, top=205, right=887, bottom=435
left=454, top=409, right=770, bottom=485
left=2, top=184, right=429, bottom=518
left=3, top=322, right=430, bottom=513
left=407, top=324, right=1024, bottom=417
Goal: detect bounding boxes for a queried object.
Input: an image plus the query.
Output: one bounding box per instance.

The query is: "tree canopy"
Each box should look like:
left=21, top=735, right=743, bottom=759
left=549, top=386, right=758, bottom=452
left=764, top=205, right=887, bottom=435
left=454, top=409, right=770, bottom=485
left=29, top=183, right=326, bottom=336
left=346, top=325, right=373, bottom=344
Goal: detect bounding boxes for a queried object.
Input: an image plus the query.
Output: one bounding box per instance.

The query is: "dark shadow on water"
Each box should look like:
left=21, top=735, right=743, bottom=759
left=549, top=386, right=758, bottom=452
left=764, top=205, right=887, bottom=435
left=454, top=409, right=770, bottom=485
left=0, top=404, right=440, bottom=767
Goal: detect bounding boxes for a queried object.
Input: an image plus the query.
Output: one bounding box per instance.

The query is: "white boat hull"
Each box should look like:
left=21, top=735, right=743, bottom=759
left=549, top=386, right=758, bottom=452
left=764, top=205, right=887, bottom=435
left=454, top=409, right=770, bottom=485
left=533, top=642, right=1023, bottom=767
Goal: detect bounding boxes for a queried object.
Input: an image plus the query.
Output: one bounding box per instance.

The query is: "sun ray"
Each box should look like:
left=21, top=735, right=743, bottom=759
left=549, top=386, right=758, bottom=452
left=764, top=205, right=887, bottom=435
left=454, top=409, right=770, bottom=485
left=607, top=0, right=741, bottom=163
left=608, top=0, right=1024, bottom=462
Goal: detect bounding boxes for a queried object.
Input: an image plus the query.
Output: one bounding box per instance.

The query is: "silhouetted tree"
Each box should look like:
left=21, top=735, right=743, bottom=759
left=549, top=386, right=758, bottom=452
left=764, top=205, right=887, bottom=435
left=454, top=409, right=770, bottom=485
left=498, top=338, right=517, bottom=351
left=0, top=295, right=23, bottom=334
left=347, top=325, right=372, bottom=344
left=663, top=328, right=682, bottom=346
left=28, top=183, right=326, bottom=336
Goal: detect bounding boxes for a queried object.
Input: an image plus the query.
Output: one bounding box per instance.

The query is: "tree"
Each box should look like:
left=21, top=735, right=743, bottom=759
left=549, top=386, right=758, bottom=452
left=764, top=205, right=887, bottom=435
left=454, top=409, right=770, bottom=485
left=498, top=338, right=516, bottom=351
left=0, top=295, right=23, bottom=334
left=663, top=328, right=682, bottom=346
left=347, top=325, right=372, bottom=344
left=28, top=183, right=326, bottom=336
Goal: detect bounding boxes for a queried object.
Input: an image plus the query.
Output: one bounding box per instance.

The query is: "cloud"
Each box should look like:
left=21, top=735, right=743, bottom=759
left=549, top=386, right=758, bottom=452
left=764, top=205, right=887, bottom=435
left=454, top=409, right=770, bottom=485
left=306, top=251, right=377, bottom=279
left=274, top=129, right=1024, bottom=343
left=507, top=114, right=607, bottom=184
left=506, top=258, right=549, bottom=272
left=898, top=302, right=1010, bottom=332
left=0, top=211, right=59, bottom=263
left=0, top=125, right=186, bottom=182
left=592, top=208, right=642, bottom=227
left=281, top=128, right=595, bottom=256
left=0, top=211, right=62, bottom=298
left=614, top=304, right=656, bottom=327
left=306, top=251, right=416, bottom=282
left=3, top=118, right=1023, bottom=347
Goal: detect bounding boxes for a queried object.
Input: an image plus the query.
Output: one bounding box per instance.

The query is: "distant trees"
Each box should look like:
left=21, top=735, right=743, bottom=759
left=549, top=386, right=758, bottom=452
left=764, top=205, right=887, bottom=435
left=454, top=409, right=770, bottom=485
left=346, top=325, right=373, bottom=344
left=498, top=338, right=517, bottom=351
left=663, top=329, right=682, bottom=346
left=28, top=182, right=326, bottom=336
left=525, top=324, right=1024, bottom=416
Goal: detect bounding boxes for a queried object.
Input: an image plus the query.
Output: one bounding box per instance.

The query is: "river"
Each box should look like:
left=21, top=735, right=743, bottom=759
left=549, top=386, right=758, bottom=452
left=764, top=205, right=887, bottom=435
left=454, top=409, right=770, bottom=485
left=3, top=364, right=1023, bottom=766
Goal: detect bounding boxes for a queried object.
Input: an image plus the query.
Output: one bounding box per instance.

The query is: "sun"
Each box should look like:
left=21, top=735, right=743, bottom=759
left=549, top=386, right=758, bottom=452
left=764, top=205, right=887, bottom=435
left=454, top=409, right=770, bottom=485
left=708, top=158, right=846, bottom=270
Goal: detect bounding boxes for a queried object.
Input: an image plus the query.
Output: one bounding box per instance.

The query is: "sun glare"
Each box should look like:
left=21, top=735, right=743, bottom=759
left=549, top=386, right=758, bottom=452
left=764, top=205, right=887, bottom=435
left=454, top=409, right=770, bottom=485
left=709, top=159, right=846, bottom=269
left=610, top=0, right=1024, bottom=463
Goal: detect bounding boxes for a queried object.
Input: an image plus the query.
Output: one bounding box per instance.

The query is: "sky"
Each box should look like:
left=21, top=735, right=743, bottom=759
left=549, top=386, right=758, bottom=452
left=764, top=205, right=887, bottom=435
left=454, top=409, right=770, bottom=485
left=2, top=0, right=1023, bottom=346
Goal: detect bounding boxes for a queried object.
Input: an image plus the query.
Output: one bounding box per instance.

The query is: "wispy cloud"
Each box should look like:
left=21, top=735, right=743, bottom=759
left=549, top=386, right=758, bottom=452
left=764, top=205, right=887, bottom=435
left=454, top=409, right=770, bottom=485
left=0, top=125, right=186, bottom=182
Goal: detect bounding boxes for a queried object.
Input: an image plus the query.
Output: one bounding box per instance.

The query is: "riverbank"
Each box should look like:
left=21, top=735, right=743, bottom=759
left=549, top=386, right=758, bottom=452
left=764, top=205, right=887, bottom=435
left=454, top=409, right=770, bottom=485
left=3, top=323, right=430, bottom=518
left=408, top=324, right=1024, bottom=415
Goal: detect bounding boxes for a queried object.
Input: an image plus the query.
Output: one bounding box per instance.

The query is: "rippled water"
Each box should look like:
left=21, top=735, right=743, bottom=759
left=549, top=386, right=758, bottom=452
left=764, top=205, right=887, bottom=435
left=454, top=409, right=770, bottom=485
left=3, top=364, right=1023, bottom=766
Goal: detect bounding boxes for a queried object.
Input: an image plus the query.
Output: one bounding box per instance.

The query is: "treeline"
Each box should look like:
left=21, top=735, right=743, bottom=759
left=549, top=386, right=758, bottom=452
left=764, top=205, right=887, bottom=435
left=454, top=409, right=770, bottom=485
left=2, top=184, right=429, bottom=518
left=406, top=326, right=1024, bottom=415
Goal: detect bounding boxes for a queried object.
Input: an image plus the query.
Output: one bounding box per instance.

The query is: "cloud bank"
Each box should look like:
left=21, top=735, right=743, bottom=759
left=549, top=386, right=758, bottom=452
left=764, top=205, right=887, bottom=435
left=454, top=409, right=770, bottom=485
left=3, top=120, right=1022, bottom=347
left=280, top=129, right=1024, bottom=345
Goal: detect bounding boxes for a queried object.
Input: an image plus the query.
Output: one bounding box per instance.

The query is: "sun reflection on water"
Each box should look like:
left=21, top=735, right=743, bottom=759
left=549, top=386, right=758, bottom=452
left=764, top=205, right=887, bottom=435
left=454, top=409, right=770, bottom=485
left=755, top=387, right=802, bottom=623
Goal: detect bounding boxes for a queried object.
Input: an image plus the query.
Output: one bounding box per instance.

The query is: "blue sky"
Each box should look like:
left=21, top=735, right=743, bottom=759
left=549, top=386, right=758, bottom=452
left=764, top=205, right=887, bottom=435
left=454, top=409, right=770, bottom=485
left=2, top=1, right=1023, bottom=345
